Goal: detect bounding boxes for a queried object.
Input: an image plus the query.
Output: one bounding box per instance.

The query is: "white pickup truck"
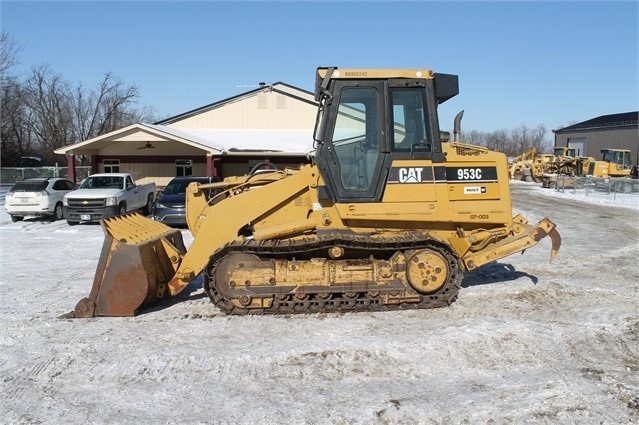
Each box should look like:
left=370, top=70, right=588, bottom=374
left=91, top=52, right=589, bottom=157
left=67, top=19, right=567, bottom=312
left=63, top=173, right=156, bottom=225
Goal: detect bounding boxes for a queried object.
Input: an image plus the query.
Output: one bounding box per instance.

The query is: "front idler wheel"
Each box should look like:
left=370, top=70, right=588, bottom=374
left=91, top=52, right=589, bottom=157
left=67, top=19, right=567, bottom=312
left=405, top=249, right=450, bottom=294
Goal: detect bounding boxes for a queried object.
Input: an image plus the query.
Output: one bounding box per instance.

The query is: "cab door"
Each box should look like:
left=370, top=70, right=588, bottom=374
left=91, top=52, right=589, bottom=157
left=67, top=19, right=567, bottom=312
left=315, top=82, right=387, bottom=202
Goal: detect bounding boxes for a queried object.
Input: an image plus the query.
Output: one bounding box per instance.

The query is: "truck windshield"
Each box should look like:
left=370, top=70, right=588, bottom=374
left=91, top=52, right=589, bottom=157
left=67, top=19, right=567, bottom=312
left=80, top=176, right=124, bottom=189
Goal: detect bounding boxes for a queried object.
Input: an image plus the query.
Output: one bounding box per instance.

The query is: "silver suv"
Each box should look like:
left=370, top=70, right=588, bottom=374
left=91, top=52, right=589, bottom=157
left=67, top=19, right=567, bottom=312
left=5, top=178, right=77, bottom=222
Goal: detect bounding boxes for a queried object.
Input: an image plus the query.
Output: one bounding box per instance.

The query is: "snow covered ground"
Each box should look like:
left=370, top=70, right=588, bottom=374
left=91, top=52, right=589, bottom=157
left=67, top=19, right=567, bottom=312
left=0, top=181, right=638, bottom=424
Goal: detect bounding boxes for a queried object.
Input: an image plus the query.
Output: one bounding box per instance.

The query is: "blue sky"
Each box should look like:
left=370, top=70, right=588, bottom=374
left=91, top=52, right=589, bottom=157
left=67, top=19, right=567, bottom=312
left=2, top=1, right=637, bottom=137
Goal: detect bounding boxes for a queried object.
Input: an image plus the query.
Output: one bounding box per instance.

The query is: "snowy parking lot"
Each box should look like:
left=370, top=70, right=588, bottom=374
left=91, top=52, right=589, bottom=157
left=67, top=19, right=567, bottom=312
left=0, top=181, right=638, bottom=424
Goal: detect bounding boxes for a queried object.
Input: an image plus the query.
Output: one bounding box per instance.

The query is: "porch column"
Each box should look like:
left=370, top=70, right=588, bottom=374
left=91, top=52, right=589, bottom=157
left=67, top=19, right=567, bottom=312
left=206, top=154, right=213, bottom=177
left=91, top=155, right=99, bottom=174
left=66, top=154, right=76, bottom=182
left=207, top=154, right=221, bottom=177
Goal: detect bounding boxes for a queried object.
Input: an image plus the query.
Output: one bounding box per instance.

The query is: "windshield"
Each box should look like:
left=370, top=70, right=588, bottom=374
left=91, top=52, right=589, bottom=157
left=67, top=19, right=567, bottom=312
left=80, top=176, right=124, bottom=189
left=163, top=180, right=193, bottom=195
left=10, top=180, right=47, bottom=192
left=163, top=178, right=210, bottom=195
left=554, top=147, right=575, bottom=157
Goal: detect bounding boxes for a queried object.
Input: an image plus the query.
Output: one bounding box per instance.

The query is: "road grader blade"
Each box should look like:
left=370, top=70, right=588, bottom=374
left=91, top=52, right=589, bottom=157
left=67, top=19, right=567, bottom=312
left=61, top=213, right=186, bottom=318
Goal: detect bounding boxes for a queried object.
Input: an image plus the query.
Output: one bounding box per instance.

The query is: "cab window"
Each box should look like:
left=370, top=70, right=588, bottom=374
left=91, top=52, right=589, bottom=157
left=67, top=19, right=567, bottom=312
left=391, top=89, right=430, bottom=151
left=330, top=87, right=379, bottom=191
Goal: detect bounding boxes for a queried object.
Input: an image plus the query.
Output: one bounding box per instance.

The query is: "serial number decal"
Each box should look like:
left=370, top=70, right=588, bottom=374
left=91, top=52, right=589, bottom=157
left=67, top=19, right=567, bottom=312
left=470, top=214, right=489, bottom=220
left=446, top=166, right=497, bottom=182
left=344, top=71, right=368, bottom=77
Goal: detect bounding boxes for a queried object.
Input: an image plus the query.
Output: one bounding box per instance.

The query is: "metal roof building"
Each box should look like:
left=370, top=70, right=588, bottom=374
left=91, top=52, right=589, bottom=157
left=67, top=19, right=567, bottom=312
left=553, top=111, right=638, bottom=164
left=54, top=83, right=318, bottom=185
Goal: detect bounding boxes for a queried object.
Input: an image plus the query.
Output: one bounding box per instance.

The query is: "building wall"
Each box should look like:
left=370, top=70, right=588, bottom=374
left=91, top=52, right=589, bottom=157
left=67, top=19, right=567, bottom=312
left=68, top=86, right=318, bottom=185
left=92, top=154, right=311, bottom=187
left=219, top=156, right=310, bottom=178
left=100, top=139, right=207, bottom=156
left=167, top=90, right=317, bottom=130
left=554, top=127, right=639, bottom=163
left=94, top=155, right=208, bottom=187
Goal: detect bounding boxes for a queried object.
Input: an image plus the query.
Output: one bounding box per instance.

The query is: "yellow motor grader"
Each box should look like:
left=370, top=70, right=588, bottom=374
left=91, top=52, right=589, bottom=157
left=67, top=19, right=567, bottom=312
left=509, top=149, right=555, bottom=183
left=63, top=67, right=560, bottom=318
left=541, top=148, right=633, bottom=190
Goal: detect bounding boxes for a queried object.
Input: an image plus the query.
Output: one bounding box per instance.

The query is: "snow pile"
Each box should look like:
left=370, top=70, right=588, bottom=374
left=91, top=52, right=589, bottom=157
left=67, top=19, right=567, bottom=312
left=0, top=182, right=637, bottom=424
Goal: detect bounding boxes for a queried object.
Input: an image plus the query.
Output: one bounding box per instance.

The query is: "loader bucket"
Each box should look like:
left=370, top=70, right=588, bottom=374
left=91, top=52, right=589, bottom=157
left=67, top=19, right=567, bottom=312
left=61, top=213, right=187, bottom=318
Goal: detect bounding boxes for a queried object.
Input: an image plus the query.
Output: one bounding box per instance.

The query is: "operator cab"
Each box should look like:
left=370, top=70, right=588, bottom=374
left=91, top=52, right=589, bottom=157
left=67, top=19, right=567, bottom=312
left=313, top=67, right=458, bottom=202
left=601, top=149, right=632, bottom=171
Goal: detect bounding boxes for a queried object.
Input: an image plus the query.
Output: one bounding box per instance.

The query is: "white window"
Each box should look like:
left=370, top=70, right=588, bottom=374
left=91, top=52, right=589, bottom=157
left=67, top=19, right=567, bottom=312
left=176, top=160, right=193, bottom=176
left=103, top=159, right=120, bottom=173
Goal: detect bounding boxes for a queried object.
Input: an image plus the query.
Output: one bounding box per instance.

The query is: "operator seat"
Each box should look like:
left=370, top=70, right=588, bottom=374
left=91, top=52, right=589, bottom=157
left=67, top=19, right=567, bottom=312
left=398, top=119, right=417, bottom=149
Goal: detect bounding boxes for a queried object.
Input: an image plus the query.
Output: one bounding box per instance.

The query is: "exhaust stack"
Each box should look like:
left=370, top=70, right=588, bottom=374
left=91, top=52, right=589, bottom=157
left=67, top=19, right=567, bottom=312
left=454, top=110, right=464, bottom=142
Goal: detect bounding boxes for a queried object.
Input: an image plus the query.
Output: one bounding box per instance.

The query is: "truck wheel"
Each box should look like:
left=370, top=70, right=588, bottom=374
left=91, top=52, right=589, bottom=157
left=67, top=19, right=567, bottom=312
left=118, top=204, right=127, bottom=216
left=142, top=194, right=154, bottom=216
left=11, top=215, right=23, bottom=222
left=52, top=203, right=64, bottom=221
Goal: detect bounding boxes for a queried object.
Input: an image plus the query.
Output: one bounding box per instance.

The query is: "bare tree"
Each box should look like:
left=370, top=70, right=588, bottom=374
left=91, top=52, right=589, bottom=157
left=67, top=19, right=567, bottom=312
left=71, top=72, right=144, bottom=143
left=0, top=32, right=21, bottom=76
left=1, top=77, right=32, bottom=166
left=485, top=129, right=510, bottom=154
left=458, top=125, right=552, bottom=158
left=464, top=129, right=487, bottom=147
left=2, top=32, right=161, bottom=166
left=69, top=73, right=158, bottom=165
left=20, top=65, right=74, bottom=164
left=0, top=33, right=27, bottom=166
left=508, top=124, right=551, bottom=157
left=528, top=124, right=550, bottom=152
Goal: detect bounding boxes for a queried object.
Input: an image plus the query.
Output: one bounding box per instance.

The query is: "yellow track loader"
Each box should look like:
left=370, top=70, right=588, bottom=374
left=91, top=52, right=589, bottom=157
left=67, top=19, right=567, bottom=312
left=63, top=67, right=560, bottom=318
left=588, top=148, right=633, bottom=178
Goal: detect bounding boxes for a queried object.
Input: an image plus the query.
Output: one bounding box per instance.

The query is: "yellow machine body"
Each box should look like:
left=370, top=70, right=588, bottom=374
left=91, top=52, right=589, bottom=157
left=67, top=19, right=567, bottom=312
left=63, top=67, right=560, bottom=317
left=587, top=149, right=633, bottom=178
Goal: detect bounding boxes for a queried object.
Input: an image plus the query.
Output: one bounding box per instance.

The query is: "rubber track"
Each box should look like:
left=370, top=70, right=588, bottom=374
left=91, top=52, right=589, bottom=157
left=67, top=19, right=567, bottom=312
left=203, top=233, right=463, bottom=315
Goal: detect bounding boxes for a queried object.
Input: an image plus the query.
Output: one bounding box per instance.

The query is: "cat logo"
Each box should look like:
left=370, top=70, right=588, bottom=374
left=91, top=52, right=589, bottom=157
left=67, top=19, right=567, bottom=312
left=399, top=167, right=424, bottom=183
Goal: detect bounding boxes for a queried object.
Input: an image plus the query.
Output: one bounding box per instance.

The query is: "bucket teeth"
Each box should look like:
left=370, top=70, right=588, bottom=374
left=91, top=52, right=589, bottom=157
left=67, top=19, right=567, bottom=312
left=62, top=213, right=186, bottom=318
left=102, top=212, right=178, bottom=243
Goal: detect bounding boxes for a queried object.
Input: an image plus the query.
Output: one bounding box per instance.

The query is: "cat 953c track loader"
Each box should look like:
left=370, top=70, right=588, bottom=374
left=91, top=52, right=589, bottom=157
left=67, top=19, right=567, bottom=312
left=63, top=67, right=561, bottom=318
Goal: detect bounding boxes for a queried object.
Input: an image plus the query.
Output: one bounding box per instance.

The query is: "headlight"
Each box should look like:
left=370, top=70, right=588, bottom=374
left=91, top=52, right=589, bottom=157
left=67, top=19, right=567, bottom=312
left=63, top=197, right=68, bottom=206
left=105, top=197, right=117, bottom=206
